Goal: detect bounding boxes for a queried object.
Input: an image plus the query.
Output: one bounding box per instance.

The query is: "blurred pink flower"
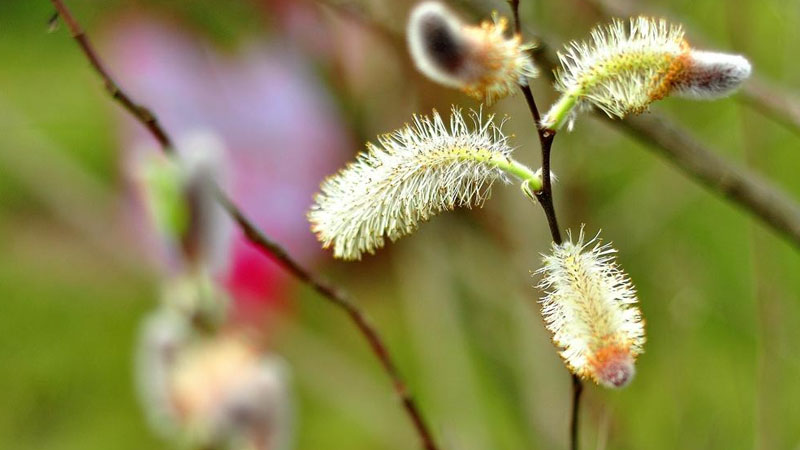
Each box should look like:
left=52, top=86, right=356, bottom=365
left=105, top=15, right=351, bottom=321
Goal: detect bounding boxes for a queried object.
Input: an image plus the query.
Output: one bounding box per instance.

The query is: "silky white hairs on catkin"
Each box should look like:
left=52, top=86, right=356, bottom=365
left=309, top=107, right=514, bottom=260
left=536, top=228, right=645, bottom=389
left=542, top=17, right=752, bottom=130
left=406, top=1, right=537, bottom=104
left=543, top=17, right=688, bottom=130
left=673, top=50, right=752, bottom=99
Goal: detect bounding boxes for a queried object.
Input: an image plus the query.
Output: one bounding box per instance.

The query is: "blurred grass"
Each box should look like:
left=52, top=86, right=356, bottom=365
left=1, top=0, right=800, bottom=449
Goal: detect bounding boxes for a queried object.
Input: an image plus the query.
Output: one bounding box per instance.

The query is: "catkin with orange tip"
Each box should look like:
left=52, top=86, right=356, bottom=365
left=535, top=229, right=645, bottom=388
left=542, top=17, right=751, bottom=130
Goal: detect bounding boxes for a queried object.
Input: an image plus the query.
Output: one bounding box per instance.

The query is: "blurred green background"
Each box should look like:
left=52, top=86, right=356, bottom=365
left=1, top=0, right=799, bottom=449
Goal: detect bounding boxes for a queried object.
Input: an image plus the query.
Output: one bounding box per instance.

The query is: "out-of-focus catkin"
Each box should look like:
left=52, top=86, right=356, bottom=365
left=137, top=131, right=232, bottom=273
left=137, top=310, right=293, bottom=449
left=535, top=230, right=645, bottom=388
left=407, top=1, right=538, bottom=105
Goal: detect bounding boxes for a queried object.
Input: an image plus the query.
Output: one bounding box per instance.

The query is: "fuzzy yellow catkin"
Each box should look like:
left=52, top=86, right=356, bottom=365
left=542, top=17, right=752, bottom=130
left=137, top=311, right=292, bottom=449
left=407, top=1, right=538, bottom=105
left=308, top=107, right=541, bottom=261
left=536, top=230, right=645, bottom=388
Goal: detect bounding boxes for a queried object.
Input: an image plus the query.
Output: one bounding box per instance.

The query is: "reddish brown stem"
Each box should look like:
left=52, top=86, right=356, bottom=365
left=49, top=0, right=172, bottom=151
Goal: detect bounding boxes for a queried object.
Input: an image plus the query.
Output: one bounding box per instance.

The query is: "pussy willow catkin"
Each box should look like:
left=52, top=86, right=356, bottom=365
left=308, top=107, right=541, bottom=260
left=407, top=1, right=538, bottom=105
left=542, top=17, right=751, bottom=130
left=536, top=230, right=645, bottom=388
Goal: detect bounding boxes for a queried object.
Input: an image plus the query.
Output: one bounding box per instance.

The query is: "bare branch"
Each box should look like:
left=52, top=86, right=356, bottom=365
left=611, top=112, right=800, bottom=245
left=740, top=80, right=800, bottom=137
left=569, top=374, right=583, bottom=450
left=47, top=1, right=438, bottom=448
left=48, top=3, right=172, bottom=150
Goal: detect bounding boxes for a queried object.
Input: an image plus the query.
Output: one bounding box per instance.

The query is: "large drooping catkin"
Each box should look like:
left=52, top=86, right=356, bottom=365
left=308, top=107, right=542, bottom=260
left=536, top=230, right=646, bottom=388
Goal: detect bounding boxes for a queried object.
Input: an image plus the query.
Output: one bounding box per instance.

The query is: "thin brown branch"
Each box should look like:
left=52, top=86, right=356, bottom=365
left=532, top=132, right=562, bottom=245
left=48, top=1, right=172, bottom=151
left=740, top=80, right=800, bottom=137
left=508, top=0, right=561, bottom=245
left=508, top=0, right=521, bottom=34
left=507, top=0, right=546, bottom=149
left=509, top=3, right=581, bottom=450
left=48, top=1, right=438, bottom=448
left=569, top=374, right=583, bottom=450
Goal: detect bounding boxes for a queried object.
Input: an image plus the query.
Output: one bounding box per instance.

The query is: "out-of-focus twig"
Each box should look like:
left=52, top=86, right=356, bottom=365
left=47, top=2, right=172, bottom=151
left=740, top=80, right=800, bottom=137
left=47, top=1, right=439, bottom=448
left=608, top=112, right=800, bottom=245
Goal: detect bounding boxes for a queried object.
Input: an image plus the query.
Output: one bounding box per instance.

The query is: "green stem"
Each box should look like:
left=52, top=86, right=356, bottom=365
left=490, top=155, right=542, bottom=201
left=453, top=149, right=542, bottom=193
left=492, top=156, right=541, bottom=188
left=543, top=92, right=579, bottom=131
